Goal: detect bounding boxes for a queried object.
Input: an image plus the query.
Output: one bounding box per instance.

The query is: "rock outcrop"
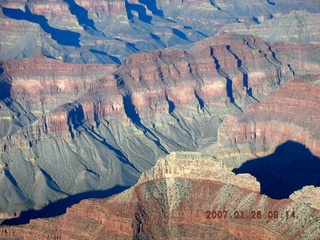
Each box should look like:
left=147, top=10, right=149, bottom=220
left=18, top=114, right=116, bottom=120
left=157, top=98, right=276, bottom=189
left=0, top=52, right=114, bottom=139
left=0, top=33, right=320, bottom=216
left=212, top=74, right=320, bottom=167
left=0, top=0, right=320, bottom=236
left=222, top=11, right=320, bottom=43
left=1, top=152, right=319, bottom=239
left=1, top=0, right=320, bottom=63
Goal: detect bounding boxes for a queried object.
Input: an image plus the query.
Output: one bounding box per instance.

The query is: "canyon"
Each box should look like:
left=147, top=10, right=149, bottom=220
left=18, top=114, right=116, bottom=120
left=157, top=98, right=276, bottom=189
left=0, top=0, right=319, bottom=239
left=0, top=32, right=319, bottom=218
left=1, top=152, right=320, bottom=239
left=1, top=0, right=320, bottom=64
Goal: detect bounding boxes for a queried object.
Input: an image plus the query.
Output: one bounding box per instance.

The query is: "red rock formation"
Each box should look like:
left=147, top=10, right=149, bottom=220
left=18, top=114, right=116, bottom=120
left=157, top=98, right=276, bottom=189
left=27, top=0, right=71, bottom=18
left=2, top=52, right=115, bottom=97
left=0, top=33, right=319, bottom=217
left=2, top=0, right=320, bottom=64
left=75, top=0, right=127, bottom=18
left=1, top=52, right=115, bottom=116
left=77, top=33, right=320, bottom=125
left=1, top=0, right=320, bottom=226
left=0, top=53, right=115, bottom=148
left=1, top=152, right=319, bottom=239
left=215, top=74, right=320, bottom=163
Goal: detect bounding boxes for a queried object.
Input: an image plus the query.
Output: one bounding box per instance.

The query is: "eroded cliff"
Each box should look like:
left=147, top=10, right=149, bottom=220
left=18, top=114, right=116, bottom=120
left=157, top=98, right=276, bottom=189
left=1, top=152, right=319, bottom=239
left=0, top=32, right=319, bottom=216
left=1, top=0, right=320, bottom=63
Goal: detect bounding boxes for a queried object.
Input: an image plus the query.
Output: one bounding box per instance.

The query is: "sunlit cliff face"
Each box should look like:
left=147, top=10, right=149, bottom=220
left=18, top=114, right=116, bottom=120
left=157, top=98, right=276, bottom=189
left=2, top=152, right=320, bottom=239
left=0, top=2, right=319, bottom=239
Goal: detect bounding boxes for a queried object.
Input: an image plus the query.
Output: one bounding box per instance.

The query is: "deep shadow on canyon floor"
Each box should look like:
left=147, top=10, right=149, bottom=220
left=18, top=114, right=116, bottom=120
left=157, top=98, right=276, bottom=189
left=2, top=140, right=319, bottom=226
left=1, top=185, right=129, bottom=226
left=233, top=140, right=320, bottom=199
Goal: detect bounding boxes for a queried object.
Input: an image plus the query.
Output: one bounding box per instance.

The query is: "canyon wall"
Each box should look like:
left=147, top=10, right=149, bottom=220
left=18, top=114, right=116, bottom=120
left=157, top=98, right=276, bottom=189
left=212, top=74, right=320, bottom=168
left=0, top=33, right=319, bottom=216
left=1, top=0, right=320, bottom=63
left=1, top=152, right=319, bottom=239
left=222, top=11, right=320, bottom=43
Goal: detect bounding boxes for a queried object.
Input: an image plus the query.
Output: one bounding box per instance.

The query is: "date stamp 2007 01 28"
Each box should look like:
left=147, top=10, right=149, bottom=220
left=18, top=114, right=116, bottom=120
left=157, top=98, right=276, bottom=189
left=205, top=210, right=296, bottom=220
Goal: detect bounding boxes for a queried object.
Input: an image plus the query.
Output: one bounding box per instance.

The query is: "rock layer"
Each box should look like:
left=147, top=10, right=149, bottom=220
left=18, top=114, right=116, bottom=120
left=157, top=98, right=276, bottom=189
left=1, top=0, right=320, bottom=63
left=222, top=11, right=320, bottom=43
left=0, top=33, right=320, bottom=216
left=1, top=152, right=319, bottom=239
left=213, top=74, right=320, bottom=167
left=0, top=52, right=114, bottom=139
left=0, top=0, right=319, bottom=236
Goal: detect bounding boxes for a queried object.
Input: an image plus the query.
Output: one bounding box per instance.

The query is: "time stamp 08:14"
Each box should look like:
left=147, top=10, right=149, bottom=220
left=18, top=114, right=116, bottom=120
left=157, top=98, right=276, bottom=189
left=205, top=210, right=296, bottom=220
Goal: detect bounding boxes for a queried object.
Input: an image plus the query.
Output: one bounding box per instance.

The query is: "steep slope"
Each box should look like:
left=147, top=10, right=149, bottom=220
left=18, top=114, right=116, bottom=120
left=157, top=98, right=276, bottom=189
left=0, top=0, right=319, bottom=235
left=0, top=52, right=115, bottom=138
left=222, top=10, right=320, bottom=43
left=0, top=33, right=320, bottom=216
left=1, top=0, right=320, bottom=63
left=0, top=8, right=41, bottom=60
left=208, top=74, right=320, bottom=168
left=1, top=152, right=319, bottom=239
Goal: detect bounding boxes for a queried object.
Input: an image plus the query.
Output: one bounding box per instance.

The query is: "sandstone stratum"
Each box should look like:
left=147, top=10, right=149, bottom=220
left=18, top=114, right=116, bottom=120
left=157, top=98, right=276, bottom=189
left=1, top=152, right=320, bottom=239
left=222, top=10, right=320, bottom=43
left=1, top=0, right=320, bottom=63
left=0, top=0, right=320, bottom=238
left=0, top=26, right=320, bottom=218
left=208, top=74, right=320, bottom=166
left=1, top=31, right=320, bottom=217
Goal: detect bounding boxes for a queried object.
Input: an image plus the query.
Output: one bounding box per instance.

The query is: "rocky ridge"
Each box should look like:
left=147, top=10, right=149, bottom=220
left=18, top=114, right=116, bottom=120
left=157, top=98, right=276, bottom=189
left=222, top=10, right=320, bottom=43
left=209, top=74, right=320, bottom=167
left=138, top=152, right=260, bottom=192
left=1, top=151, right=320, bottom=239
left=0, top=52, right=115, bottom=139
left=0, top=0, right=319, bottom=237
left=0, top=33, right=320, bottom=216
left=1, top=0, right=320, bottom=63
